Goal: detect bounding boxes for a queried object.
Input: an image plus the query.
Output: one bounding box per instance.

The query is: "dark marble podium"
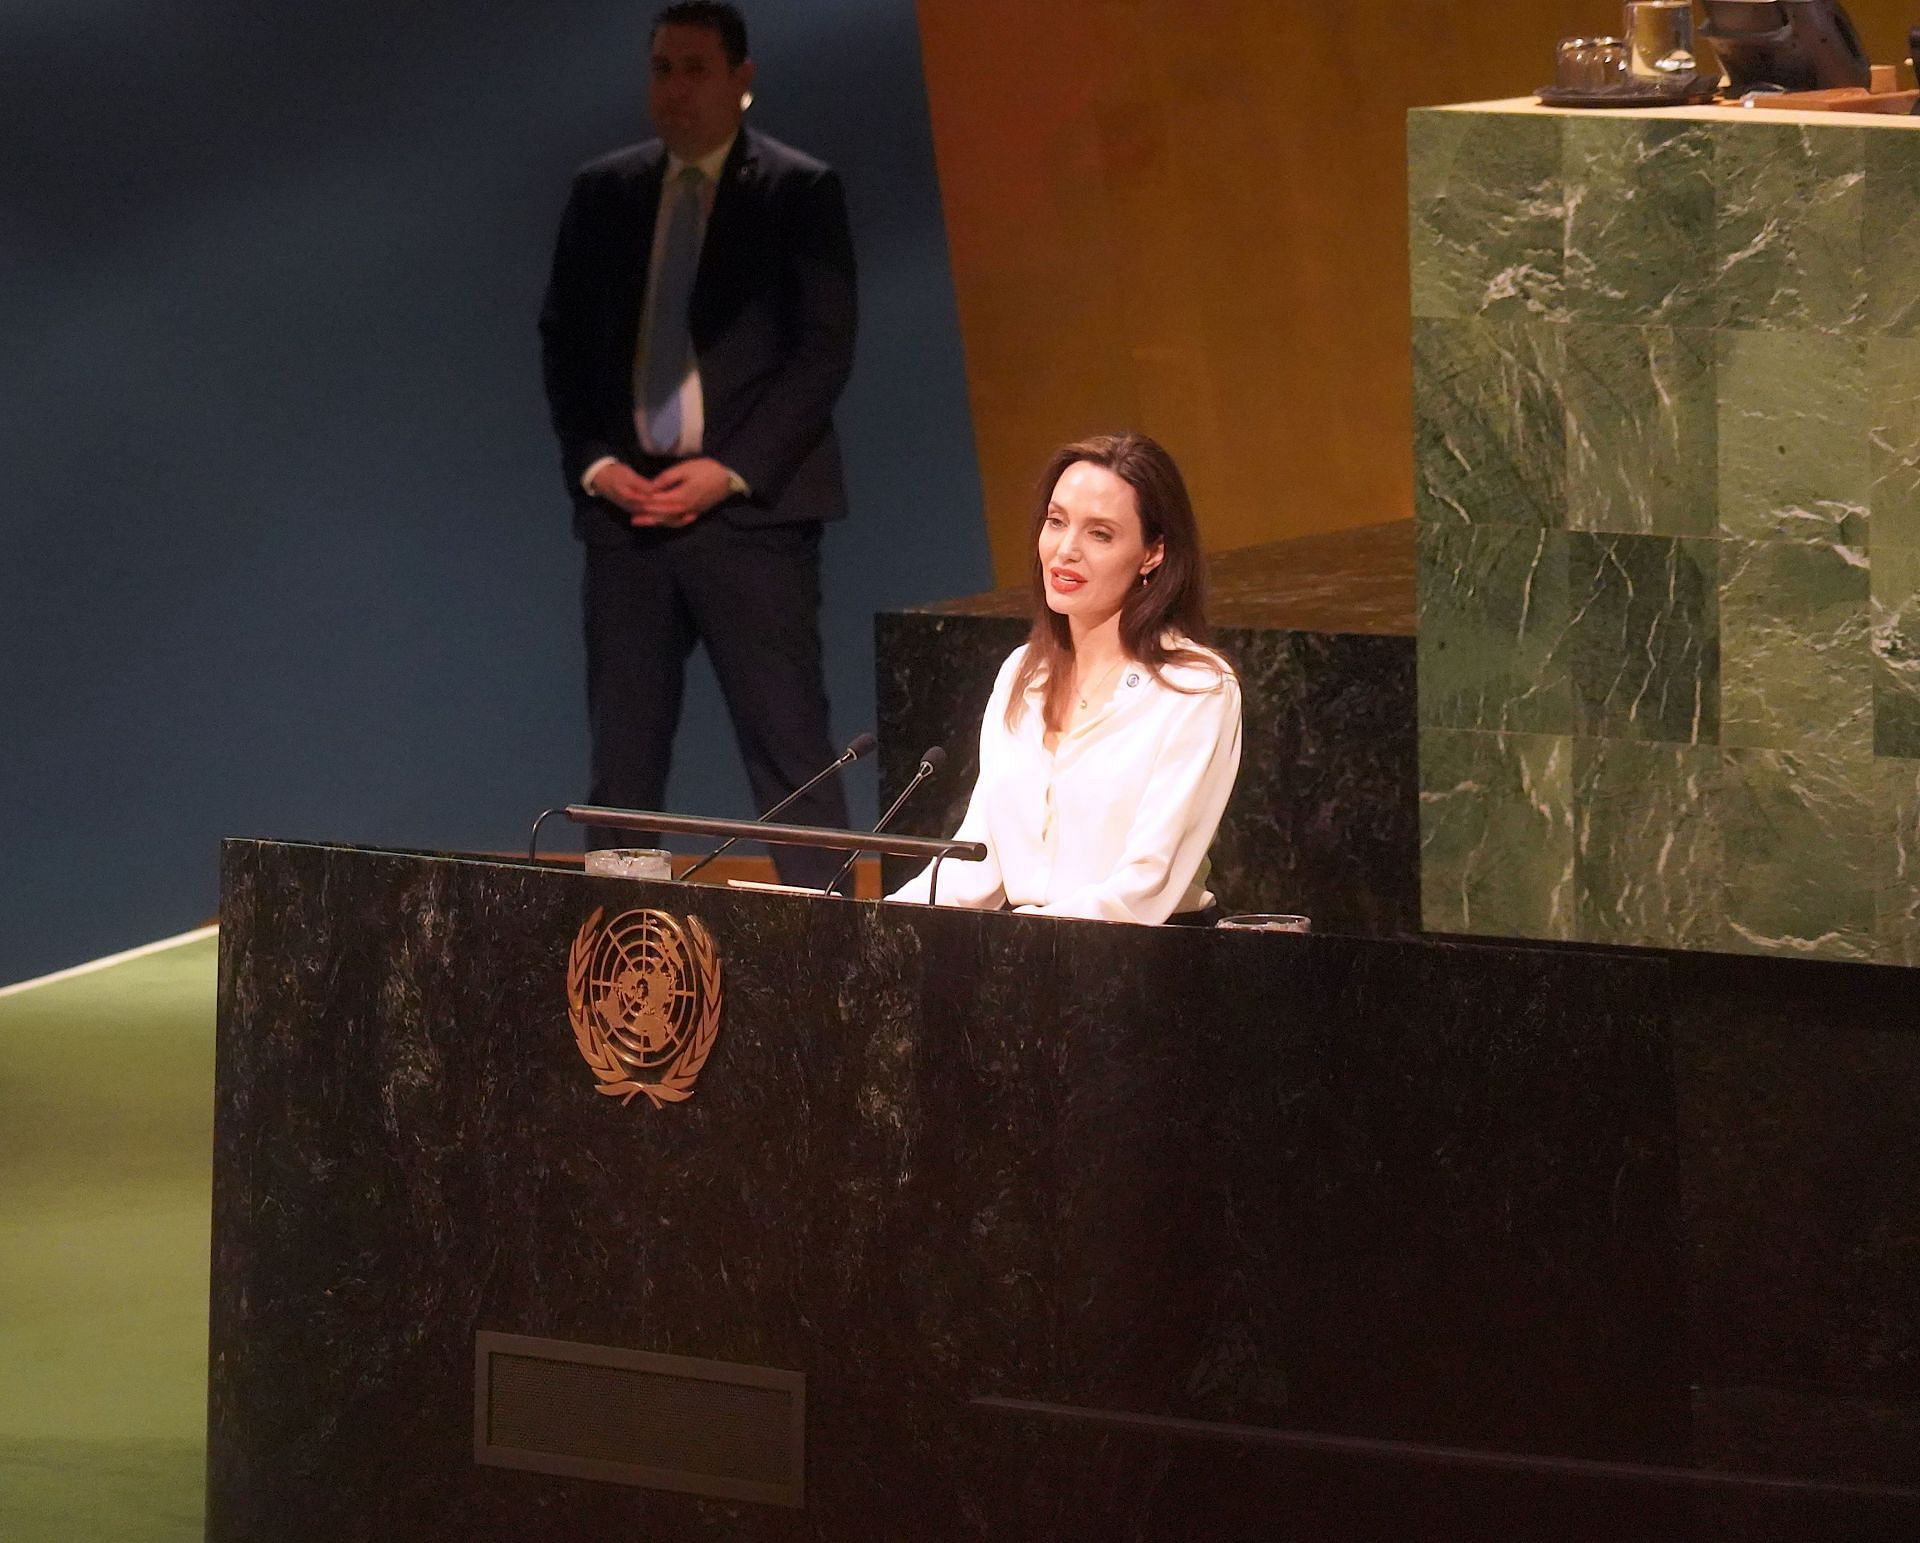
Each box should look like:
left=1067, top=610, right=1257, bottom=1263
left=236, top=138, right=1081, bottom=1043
left=212, top=838, right=1689, bottom=1541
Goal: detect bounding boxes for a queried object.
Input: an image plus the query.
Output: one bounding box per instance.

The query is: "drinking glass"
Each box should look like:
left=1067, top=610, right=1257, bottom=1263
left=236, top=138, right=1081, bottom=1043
left=1557, top=36, right=1631, bottom=90
left=1557, top=36, right=1600, bottom=89
left=585, top=847, right=673, bottom=880
left=1626, top=1, right=1696, bottom=77
left=1217, top=914, right=1312, bottom=933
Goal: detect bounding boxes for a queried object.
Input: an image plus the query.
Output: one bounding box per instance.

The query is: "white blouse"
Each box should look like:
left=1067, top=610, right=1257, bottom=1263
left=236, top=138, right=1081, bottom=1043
left=890, top=641, right=1243, bottom=925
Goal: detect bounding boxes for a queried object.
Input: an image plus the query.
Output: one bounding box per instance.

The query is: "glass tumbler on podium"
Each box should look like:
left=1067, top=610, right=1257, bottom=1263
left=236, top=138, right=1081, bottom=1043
left=1217, top=914, right=1312, bottom=933
left=1626, top=0, right=1696, bottom=77
left=585, top=848, right=673, bottom=880
left=1555, top=36, right=1632, bottom=90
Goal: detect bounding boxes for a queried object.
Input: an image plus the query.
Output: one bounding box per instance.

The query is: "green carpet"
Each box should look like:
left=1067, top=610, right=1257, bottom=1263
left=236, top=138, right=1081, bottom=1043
left=0, top=932, right=216, bottom=1542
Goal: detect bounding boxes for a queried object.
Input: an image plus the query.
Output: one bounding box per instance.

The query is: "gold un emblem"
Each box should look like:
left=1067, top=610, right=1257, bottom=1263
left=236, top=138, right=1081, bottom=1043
left=566, top=907, right=723, bottom=1108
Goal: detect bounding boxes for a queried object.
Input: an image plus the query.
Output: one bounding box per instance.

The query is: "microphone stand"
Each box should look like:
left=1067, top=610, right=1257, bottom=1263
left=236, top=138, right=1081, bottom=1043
left=822, top=748, right=944, bottom=897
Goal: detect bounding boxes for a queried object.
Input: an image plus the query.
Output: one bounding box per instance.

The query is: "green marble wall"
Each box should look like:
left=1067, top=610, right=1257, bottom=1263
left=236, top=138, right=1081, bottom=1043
left=1411, top=105, right=1920, bottom=963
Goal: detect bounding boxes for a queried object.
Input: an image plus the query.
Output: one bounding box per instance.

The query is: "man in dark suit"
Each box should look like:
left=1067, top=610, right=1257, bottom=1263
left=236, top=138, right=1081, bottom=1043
left=540, top=1, right=857, bottom=884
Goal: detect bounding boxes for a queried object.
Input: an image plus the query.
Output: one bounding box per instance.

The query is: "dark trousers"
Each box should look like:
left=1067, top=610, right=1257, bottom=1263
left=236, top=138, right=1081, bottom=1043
left=581, top=515, right=850, bottom=887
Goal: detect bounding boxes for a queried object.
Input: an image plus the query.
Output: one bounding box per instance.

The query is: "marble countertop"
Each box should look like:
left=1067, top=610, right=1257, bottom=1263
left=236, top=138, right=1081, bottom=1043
left=1439, top=93, right=1920, bottom=129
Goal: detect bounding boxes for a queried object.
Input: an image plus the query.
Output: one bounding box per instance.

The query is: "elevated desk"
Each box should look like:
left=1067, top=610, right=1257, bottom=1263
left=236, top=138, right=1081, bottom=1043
left=1411, top=97, right=1920, bottom=964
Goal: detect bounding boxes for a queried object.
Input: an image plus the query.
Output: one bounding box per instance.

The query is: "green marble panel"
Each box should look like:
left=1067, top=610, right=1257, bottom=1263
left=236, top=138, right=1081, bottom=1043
left=1716, top=329, right=1868, bottom=544
left=1563, top=118, right=1714, bottom=327
left=1419, top=727, right=1573, bottom=941
left=1574, top=739, right=1722, bottom=950
left=1413, top=317, right=1565, bottom=527
left=1409, top=109, right=1563, bottom=322
left=1864, top=126, right=1920, bottom=337
left=1721, top=536, right=1871, bottom=755
left=1717, top=746, right=1875, bottom=960
left=1418, top=523, right=1570, bottom=733
left=1713, top=121, right=1864, bottom=334
left=1872, top=542, right=1920, bottom=759
left=1566, top=533, right=1718, bottom=743
left=1564, top=324, right=1716, bottom=536
left=1869, top=336, right=1920, bottom=548
left=1874, top=758, right=1920, bottom=965
left=1412, top=108, right=1920, bottom=963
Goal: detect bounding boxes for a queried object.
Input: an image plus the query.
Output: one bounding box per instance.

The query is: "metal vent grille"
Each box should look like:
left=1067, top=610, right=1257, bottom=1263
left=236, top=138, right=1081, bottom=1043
left=474, top=1331, right=804, bottom=1508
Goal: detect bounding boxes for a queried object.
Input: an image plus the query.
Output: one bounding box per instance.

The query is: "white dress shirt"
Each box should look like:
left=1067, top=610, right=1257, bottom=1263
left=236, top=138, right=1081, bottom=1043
left=890, top=640, right=1243, bottom=925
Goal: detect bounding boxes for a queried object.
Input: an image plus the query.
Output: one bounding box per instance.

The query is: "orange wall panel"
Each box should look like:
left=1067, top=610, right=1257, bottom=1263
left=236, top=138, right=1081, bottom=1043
left=917, top=0, right=1920, bottom=583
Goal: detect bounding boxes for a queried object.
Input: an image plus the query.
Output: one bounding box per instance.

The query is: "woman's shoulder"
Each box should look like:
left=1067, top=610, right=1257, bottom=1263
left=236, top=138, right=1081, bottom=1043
left=1153, top=637, right=1238, bottom=694
left=984, top=642, right=1039, bottom=705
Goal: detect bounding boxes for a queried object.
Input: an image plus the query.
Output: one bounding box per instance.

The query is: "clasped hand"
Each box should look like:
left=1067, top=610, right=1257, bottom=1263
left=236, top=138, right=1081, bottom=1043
left=593, top=458, right=735, bottom=527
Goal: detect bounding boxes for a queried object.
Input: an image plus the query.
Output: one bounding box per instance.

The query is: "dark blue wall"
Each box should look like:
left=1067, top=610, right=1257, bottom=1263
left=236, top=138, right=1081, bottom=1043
left=1, top=1, right=986, bottom=983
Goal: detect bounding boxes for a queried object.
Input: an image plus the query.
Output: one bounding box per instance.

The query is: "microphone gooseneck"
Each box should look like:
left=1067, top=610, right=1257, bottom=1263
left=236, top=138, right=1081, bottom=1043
left=823, top=745, right=945, bottom=897
left=678, top=731, right=877, bottom=881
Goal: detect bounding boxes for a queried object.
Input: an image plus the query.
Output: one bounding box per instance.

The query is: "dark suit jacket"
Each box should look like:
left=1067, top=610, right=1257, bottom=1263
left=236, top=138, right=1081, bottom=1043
left=539, top=128, right=857, bottom=544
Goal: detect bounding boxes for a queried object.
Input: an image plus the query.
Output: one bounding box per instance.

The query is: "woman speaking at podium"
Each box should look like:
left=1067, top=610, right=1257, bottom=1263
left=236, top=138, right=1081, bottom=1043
left=891, top=433, right=1242, bottom=925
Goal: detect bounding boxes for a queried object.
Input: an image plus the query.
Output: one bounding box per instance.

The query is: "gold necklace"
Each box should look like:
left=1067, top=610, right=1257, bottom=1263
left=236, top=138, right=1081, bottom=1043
left=1074, top=656, right=1126, bottom=712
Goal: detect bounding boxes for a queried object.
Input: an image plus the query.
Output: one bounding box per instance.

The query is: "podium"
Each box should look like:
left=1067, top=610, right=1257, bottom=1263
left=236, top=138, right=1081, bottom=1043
left=209, top=838, right=1686, bottom=1540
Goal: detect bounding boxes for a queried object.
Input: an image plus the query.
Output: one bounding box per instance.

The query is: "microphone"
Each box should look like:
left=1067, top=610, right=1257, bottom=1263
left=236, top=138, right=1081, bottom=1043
left=678, top=731, right=877, bottom=881
left=821, top=745, right=945, bottom=897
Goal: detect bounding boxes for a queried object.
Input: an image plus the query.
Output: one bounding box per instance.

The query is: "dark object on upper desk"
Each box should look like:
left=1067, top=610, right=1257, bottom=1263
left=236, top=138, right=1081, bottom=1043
left=1699, top=0, right=1870, bottom=93
left=1536, top=71, right=1723, bottom=108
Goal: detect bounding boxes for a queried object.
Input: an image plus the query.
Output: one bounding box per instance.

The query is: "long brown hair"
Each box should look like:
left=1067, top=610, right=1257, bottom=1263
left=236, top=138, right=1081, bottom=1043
left=1006, top=433, right=1220, bottom=733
